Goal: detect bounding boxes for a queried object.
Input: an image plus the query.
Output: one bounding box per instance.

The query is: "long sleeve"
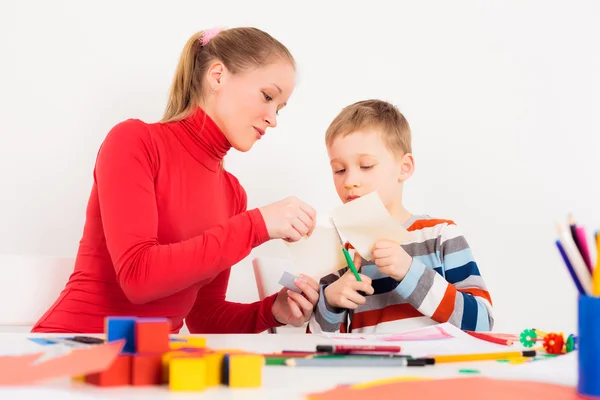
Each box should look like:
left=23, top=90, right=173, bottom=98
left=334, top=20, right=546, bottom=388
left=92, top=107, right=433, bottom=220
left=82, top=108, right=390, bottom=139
left=307, top=270, right=348, bottom=333
left=395, top=222, right=494, bottom=331
left=95, top=120, right=270, bottom=305
left=185, top=269, right=283, bottom=333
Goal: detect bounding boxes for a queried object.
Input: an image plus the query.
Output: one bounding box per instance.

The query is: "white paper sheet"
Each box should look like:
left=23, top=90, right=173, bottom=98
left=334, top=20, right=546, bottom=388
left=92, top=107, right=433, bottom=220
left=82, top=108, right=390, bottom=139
left=331, top=192, right=409, bottom=260
left=283, top=225, right=347, bottom=279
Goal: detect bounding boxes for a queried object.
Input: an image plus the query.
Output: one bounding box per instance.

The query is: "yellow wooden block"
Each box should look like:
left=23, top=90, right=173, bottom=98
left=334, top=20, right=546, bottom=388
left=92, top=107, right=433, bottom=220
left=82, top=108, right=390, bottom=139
left=169, top=357, right=207, bottom=391
left=204, top=353, right=224, bottom=387
left=170, top=336, right=207, bottom=349
left=71, top=375, right=85, bottom=382
left=161, top=351, right=191, bottom=383
left=228, top=354, right=263, bottom=388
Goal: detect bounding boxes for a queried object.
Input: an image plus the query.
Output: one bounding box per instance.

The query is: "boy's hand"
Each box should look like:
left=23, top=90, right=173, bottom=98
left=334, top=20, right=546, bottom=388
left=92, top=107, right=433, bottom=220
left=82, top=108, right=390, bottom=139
left=324, top=254, right=374, bottom=310
left=272, top=274, right=320, bottom=327
left=372, top=240, right=413, bottom=281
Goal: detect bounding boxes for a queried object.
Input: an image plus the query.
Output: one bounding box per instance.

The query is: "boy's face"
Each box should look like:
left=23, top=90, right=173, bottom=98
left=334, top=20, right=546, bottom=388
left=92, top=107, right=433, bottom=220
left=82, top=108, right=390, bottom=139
left=327, top=130, right=414, bottom=212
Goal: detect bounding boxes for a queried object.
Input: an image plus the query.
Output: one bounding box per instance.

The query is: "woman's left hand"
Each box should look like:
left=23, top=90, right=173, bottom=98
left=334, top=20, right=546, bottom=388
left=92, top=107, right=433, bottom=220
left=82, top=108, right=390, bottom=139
left=272, top=274, right=320, bottom=327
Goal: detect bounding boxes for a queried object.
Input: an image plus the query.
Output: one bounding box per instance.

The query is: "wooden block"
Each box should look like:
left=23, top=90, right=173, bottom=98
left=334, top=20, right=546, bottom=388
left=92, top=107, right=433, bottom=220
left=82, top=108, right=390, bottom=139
left=105, top=316, right=136, bottom=353
left=85, top=354, right=131, bottom=387
left=135, top=318, right=170, bottom=353
left=169, top=356, right=207, bottom=391
left=204, top=353, right=224, bottom=387
left=131, top=354, right=163, bottom=386
left=228, top=354, right=263, bottom=388
left=161, top=351, right=190, bottom=383
left=170, top=336, right=207, bottom=350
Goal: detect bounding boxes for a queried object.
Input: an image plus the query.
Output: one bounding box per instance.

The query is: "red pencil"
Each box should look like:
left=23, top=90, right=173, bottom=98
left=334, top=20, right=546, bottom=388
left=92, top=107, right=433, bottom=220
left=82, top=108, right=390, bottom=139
left=466, top=331, right=513, bottom=346
left=316, top=344, right=402, bottom=353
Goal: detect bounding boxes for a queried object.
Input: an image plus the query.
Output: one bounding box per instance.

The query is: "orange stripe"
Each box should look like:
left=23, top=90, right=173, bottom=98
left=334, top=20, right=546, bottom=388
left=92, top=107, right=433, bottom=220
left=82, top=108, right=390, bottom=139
left=407, top=218, right=455, bottom=231
left=351, top=304, right=423, bottom=330
left=431, top=285, right=456, bottom=322
left=459, top=288, right=493, bottom=305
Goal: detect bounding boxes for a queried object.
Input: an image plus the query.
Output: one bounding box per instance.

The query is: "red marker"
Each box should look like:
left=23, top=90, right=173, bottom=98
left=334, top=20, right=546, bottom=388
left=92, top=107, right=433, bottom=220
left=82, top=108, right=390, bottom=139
left=316, top=344, right=402, bottom=354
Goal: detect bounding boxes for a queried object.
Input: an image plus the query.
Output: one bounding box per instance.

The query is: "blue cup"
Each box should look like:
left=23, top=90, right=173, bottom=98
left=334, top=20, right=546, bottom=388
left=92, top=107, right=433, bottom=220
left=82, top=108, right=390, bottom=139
left=578, top=295, right=600, bottom=397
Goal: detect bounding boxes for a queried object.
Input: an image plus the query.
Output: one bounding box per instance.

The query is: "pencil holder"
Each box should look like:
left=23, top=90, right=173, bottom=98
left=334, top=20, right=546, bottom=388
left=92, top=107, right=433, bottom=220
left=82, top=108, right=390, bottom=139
left=578, top=295, right=600, bottom=397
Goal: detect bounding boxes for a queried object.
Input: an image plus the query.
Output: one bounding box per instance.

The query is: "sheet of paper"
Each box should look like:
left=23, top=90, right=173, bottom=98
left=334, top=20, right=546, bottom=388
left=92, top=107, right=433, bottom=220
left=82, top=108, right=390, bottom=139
left=330, top=192, right=409, bottom=260
left=306, top=377, right=579, bottom=400
left=320, top=323, right=518, bottom=358
left=283, top=225, right=347, bottom=279
left=0, top=340, right=124, bottom=385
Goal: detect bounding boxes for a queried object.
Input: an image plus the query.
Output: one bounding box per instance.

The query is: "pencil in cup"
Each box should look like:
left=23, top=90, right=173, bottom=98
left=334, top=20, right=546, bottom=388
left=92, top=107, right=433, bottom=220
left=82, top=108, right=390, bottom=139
left=557, top=223, right=592, bottom=295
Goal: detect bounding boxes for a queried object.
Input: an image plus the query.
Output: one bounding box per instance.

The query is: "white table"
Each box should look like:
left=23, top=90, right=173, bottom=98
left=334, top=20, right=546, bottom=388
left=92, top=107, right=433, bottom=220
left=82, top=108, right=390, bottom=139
left=0, top=333, right=578, bottom=400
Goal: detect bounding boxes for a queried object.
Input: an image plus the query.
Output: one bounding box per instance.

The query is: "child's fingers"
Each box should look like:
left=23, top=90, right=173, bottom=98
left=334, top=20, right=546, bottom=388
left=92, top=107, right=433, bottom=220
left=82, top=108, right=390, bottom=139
left=351, top=281, right=374, bottom=295
left=342, top=288, right=368, bottom=305
left=372, top=247, right=393, bottom=260
left=374, top=255, right=395, bottom=268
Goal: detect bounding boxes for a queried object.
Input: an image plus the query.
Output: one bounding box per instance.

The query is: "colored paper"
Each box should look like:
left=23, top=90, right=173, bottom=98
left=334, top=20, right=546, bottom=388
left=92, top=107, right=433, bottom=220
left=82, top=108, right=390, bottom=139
left=278, top=271, right=303, bottom=293
left=306, top=377, right=581, bottom=400
left=330, top=192, right=409, bottom=261
left=323, top=323, right=456, bottom=342
left=0, top=340, right=124, bottom=385
left=283, top=225, right=347, bottom=279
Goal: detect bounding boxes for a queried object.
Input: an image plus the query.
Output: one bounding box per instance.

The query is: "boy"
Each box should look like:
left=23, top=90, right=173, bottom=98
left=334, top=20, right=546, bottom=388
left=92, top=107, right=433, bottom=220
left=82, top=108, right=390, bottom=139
left=308, top=100, right=494, bottom=334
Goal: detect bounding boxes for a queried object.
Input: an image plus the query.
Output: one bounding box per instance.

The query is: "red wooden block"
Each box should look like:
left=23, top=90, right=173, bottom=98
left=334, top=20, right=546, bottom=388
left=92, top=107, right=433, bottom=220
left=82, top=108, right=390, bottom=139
left=135, top=318, right=170, bottom=353
left=85, top=354, right=131, bottom=387
left=131, top=354, right=163, bottom=386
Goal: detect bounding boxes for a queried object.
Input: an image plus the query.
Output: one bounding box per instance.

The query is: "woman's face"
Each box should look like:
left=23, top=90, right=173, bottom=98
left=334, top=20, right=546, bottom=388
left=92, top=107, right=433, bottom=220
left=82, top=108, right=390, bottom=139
left=208, top=58, right=295, bottom=152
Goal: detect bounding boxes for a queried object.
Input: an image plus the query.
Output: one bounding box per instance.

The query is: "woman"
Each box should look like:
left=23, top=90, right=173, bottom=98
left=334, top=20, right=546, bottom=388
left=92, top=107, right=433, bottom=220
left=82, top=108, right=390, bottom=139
left=32, top=27, right=320, bottom=333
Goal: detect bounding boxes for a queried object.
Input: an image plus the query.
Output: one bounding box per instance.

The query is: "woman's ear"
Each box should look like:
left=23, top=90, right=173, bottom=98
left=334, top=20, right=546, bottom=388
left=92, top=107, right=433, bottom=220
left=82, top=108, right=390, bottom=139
left=398, top=153, right=415, bottom=182
left=206, top=61, right=225, bottom=91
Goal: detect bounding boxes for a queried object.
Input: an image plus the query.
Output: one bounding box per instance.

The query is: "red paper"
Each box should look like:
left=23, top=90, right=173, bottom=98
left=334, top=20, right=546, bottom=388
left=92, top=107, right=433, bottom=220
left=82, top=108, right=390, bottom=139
left=306, top=377, right=584, bottom=400
left=0, top=340, right=124, bottom=385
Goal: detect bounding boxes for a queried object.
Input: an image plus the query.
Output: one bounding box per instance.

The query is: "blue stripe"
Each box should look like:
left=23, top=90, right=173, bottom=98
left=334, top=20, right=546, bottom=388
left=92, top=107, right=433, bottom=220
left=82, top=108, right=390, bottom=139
left=371, top=277, right=400, bottom=294
left=475, top=300, right=490, bottom=331
left=412, top=253, right=441, bottom=270
left=434, top=266, right=444, bottom=278
left=460, top=292, right=478, bottom=331
left=445, top=261, right=481, bottom=284
left=443, top=248, right=475, bottom=271
left=360, top=264, right=389, bottom=280
left=396, top=258, right=426, bottom=298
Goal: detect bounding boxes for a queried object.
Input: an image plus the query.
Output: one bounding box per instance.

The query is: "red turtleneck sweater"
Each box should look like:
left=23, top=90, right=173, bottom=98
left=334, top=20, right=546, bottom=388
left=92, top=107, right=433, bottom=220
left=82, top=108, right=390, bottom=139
left=31, top=107, right=283, bottom=334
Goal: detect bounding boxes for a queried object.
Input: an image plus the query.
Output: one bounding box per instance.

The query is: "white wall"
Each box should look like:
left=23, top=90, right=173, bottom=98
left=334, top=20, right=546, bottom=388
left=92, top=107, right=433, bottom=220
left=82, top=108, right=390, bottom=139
left=1, top=0, right=599, bottom=334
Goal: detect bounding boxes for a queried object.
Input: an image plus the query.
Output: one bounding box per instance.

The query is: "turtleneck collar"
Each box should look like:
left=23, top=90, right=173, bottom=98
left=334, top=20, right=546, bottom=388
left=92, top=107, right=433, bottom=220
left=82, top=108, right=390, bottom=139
left=169, top=106, right=231, bottom=171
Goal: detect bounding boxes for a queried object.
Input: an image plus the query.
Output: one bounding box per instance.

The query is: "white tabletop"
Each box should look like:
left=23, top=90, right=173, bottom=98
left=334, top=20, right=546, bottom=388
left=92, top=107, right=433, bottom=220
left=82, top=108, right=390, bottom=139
left=0, top=332, right=578, bottom=400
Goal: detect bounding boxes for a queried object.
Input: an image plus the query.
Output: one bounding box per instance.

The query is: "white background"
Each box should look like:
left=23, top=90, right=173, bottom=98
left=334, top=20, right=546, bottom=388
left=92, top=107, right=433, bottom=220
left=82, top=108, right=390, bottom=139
left=1, top=0, right=599, bottom=334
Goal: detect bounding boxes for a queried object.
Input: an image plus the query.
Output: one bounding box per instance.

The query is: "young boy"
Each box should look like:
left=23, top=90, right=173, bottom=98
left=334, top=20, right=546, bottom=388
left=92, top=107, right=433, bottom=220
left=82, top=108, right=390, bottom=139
left=308, top=99, right=494, bottom=334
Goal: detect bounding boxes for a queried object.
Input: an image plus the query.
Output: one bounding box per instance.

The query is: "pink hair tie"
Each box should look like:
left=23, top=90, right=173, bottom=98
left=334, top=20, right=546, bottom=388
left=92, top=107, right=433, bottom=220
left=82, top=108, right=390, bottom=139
left=201, top=27, right=224, bottom=46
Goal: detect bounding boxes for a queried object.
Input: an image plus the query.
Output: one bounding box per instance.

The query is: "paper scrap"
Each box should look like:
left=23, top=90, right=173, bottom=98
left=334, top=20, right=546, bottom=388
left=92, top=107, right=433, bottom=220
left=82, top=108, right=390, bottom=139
left=331, top=192, right=409, bottom=260
left=278, top=271, right=303, bottom=293
left=306, top=377, right=580, bottom=400
left=283, top=225, right=347, bottom=279
left=0, top=340, right=124, bottom=385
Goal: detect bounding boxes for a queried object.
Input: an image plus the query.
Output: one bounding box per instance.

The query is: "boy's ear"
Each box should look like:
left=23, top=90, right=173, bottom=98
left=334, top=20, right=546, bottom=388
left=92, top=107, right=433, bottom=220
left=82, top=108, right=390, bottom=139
left=398, top=153, right=415, bottom=182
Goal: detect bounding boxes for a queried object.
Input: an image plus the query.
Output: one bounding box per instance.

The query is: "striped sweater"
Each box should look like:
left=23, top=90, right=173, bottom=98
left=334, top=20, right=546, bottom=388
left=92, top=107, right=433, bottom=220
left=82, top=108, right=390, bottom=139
left=308, top=215, right=494, bottom=334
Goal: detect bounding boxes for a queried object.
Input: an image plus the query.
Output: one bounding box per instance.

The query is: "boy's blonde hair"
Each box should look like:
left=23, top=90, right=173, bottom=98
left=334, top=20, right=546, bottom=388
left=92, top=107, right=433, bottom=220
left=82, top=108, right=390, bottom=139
left=325, top=99, right=412, bottom=155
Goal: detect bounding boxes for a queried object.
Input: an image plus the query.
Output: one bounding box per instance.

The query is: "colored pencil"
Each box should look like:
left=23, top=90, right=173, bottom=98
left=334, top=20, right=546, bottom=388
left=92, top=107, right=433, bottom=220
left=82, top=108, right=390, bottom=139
left=417, top=349, right=536, bottom=364
left=594, top=232, right=600, bottom=296
left=316, top=344, right=402, bottom=354
left=555, top=239, right=585, bottom=295
left=573, top=224, right=593, bottom=273
left=285, top=357, right=426, bottom=367
left=465, top=331, right=513, bottom=346
left=557, top=223, right=591, bottom=294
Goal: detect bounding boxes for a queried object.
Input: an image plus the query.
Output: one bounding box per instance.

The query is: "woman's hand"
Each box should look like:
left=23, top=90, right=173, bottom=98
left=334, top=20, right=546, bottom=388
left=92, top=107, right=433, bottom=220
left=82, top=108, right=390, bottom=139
left=271, top=274, right=320, bottom=327
left=259, top=197, right=317, bottom=242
